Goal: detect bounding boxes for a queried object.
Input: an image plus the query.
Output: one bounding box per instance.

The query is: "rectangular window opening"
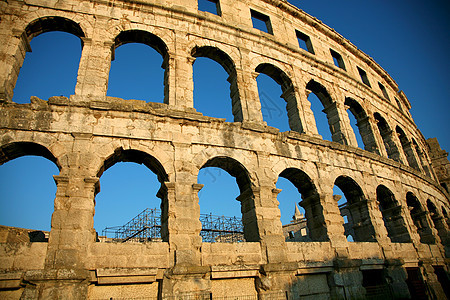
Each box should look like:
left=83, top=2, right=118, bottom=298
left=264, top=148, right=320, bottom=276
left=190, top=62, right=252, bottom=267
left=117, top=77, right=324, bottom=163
left=330, top=49, right=346, bottom=70
left=296, top=30, right=315, bottom=54
left=378, top=82, right=390, bottom=101
left=357, top=67, right=371, bottom=87
left=251, top=9, right=273, bottom=34
left=198, top=0, right=221, bottom=16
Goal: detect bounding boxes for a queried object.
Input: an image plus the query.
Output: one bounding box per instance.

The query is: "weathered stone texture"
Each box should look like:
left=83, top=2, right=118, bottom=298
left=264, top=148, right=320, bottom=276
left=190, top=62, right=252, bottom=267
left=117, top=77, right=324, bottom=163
left=0, top=0, right=450, bottom=299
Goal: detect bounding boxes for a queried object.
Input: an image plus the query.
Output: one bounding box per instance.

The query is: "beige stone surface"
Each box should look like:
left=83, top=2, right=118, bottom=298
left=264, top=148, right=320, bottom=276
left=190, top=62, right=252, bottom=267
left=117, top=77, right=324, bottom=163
left=0, top=0, right=449, bottom=298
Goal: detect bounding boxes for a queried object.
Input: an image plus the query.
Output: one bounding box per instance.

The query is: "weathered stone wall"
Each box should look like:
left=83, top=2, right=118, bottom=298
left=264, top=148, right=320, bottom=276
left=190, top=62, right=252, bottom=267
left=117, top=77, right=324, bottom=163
left=0, top=0, right=449, bottom=299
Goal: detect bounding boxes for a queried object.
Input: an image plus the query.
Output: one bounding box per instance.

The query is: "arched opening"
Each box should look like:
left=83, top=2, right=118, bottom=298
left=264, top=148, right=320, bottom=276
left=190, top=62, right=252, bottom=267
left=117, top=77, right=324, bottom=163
left=344, top=98, right=379, bottom=153
left=192, top=46, right=242, bottom=122
left=198, top=157, right=258, bottom=242
left=406, top=192, right=435, bottom=244
left=396, top=126, right=420, bottom=170
left=108, top=30, right=168, bottom=103
left=95, top=148, right=169, bottom=242
left=0, top=142, right=60, bottom=242
left=412, top=139, right=432, bottom=177
left=277, top=168, right=327, bottom=242
left=334, top=176, right=376, bottom=242
left=306, top=80, right=342, bottom=143
left=376, top=185, right=411, bottom=243
left=193, top=57, right=233, bottom=121
left=198, top=166, right=242, bottom=242
left=426, top=200, right=448, bottom=244
left=373, top=113, right=401, bottom=162
left=11, top=17, right=85, bottom=103
left=255, top=64, right=303, bottom=133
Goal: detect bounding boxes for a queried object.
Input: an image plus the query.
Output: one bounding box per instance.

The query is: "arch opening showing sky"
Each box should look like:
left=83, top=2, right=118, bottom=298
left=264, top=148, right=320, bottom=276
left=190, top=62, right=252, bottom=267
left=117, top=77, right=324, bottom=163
left=1, top=0, right=449, bottom=235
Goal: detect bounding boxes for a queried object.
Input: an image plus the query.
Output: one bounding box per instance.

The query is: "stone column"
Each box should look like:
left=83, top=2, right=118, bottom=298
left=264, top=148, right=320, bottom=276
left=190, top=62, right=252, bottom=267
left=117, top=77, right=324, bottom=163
left=0, top=29, right=30, bottom=102
left=163, top=50, right=195, bottom=109
left=356, top=116, right=381, bottom=155
left=73, top=38, right=112, bottom=102
left=421, top=262, right=447, bottom=299
left=384, top=260, right=410, bottom=299
left=235, top=68, right=264, bottom=124
left=322, top=101, right=350, bottom=145
left=372, top=118, right=389, bottom=158
left=328, top=259, right=365, bottom=299
left=316, top=163, right=348, bottom=256
left=254, top=152, right=286, bottom=263
left=167, top=142, right=203, bottom=266
left=282, top=85, right=305, bottom=133
left=391, top=131, right=408, bottom=164
left=297, top=89, right=322, bottom=138
left=402, top=140, right=422, bottom=171
left=254, top=182, right=287, bottom=263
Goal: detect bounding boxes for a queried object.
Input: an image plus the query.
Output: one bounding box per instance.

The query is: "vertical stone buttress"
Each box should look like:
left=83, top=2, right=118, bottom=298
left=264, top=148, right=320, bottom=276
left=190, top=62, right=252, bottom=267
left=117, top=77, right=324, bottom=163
left=74, top=18, right=113, bottom=102
left=0, top=29, right=31, bottom=102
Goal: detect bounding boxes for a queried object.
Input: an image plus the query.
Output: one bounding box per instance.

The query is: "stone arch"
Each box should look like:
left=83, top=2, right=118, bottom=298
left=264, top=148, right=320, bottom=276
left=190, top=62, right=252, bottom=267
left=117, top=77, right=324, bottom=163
left=396, top=126, right=420, bottom=170
left=111, top=29, right=170, bottom=104
left=344, top=97, right=379, bottom=153
left=199, top=156, right=259, bottom=242
left=426, top=199, right=448, bottom=244
left=25, top=16, right=86, bottom=41
left=255, top=63, right=303, bottom=133
left=0, top=141, right=60, bottom=170
left=96, top=147, right=169, bottom=241
left=376, top=185, right=411, bottom=243
left=278, top=168, right=328, bottom=241
left=373, top=112, right=402, bottom=162
left=191, top=45, right=243, bottom=122
left=406, top=192, right=435, bottom=244
left=6, top=16, right=86, bottom=102
left=306, top=79, right=344, bottom=143
left=334, top=175, right=376, bottom=242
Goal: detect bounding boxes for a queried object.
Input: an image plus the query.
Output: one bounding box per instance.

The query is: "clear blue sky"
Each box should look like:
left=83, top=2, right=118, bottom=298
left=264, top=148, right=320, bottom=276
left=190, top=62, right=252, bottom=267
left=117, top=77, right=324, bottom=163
left=0, top=1, right=448, bottom=235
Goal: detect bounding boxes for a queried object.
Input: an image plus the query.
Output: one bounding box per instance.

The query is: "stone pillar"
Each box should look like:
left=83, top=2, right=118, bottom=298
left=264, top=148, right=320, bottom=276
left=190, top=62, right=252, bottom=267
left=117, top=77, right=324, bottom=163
left=322, top=101, right=350, bottom=145
left=372, top=118, right=389, bottom=158
left=168, top=142, right=202, bottom=266
left=391, top=130, right=409, bottom=164
left=384, top=260, right=411, bottom=299
left=46, top=174, right=97, bottom=269
left=356, top=116, right=381, bottom=155
left=164, top=50, right=195, bottom=108
left=382, top=128, right=404, bottom=163
left=254, top=152, right=287, bottom=263
left=0, top=29, right=30, bottom=102
left=329, top=259, right=365, bottom=299
left=281, top=85, right=305, bottom=133
left=297, top=89, right=321, bottom=137
left=73, top=37, right=112, bottom=102
left=236, top=68, right=264, bottom=124
left=421, top=262, right=447, bottom=299
left=319, top=189, right=348, bottom=256
left=365, top=195, right=391, bottom=245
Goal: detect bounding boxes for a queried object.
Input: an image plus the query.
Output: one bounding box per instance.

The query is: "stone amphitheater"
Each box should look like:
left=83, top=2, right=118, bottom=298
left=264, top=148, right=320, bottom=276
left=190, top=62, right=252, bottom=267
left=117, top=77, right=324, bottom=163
left=0, top=0, right=449, bottom=299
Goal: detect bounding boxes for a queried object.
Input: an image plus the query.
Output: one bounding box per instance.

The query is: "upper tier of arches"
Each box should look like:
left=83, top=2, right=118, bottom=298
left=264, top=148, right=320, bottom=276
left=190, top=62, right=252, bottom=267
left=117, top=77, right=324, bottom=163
left=0, top=1, right=436, bottom=181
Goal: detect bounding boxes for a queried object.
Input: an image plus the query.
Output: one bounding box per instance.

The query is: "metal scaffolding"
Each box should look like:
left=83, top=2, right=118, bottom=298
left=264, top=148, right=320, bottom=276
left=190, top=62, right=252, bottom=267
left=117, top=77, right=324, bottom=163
left=101, top=208, right=244, bottom=243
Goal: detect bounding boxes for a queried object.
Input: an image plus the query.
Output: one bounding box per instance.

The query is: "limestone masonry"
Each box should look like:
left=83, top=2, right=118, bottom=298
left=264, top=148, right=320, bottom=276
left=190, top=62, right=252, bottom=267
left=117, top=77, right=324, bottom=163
left=0, top=0, right=449, bottom=299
